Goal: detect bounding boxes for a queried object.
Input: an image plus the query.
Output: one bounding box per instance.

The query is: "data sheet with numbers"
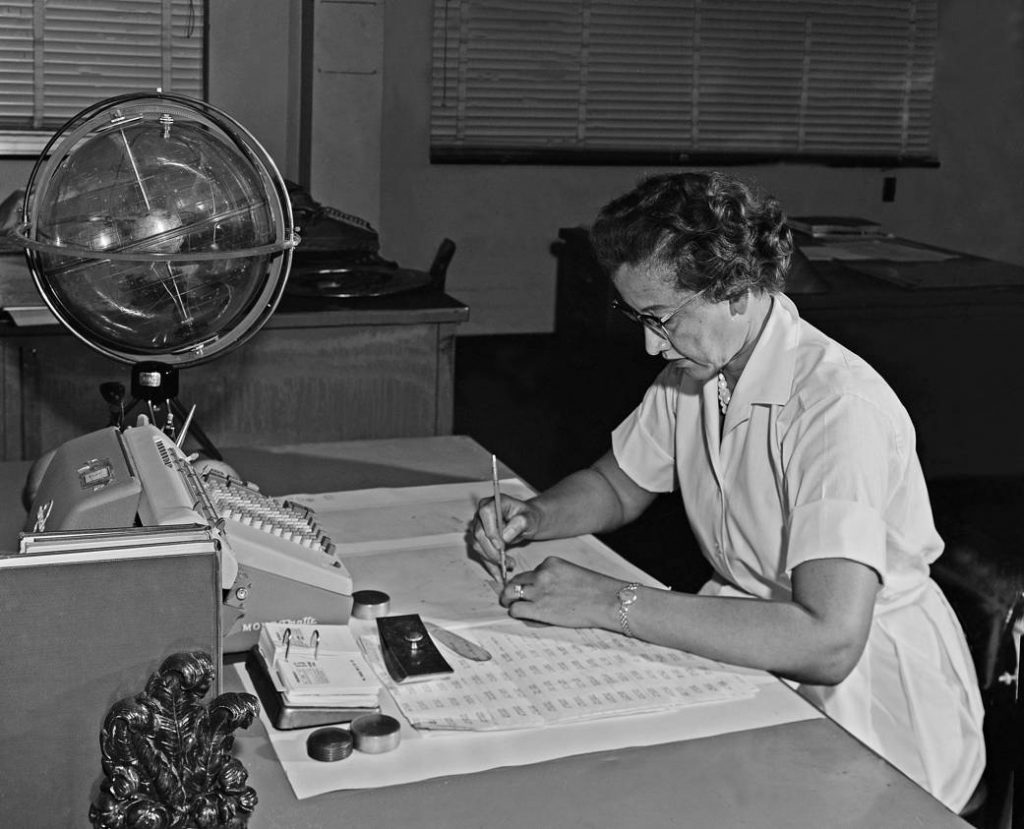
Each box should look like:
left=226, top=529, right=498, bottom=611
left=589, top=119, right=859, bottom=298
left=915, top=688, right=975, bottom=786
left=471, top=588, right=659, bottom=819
left=359, top=622, right=757, bottom=731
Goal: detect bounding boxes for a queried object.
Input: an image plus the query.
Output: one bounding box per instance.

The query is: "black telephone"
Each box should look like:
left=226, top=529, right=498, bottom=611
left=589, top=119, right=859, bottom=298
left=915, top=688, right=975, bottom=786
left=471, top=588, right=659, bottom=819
left=286, top=180, right=396, bottom=273
left=284, top=181, right=455, bottom=300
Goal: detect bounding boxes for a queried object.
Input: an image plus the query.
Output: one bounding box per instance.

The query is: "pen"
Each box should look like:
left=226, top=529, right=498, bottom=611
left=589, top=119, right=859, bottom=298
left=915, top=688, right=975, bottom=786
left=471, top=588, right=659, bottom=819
left=491, top=453, right=507, bottom=586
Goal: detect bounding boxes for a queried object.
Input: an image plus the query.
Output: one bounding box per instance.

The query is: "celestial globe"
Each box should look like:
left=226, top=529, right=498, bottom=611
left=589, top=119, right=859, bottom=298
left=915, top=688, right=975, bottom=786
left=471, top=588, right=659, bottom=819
left=13, top=92, right=297, bottom=368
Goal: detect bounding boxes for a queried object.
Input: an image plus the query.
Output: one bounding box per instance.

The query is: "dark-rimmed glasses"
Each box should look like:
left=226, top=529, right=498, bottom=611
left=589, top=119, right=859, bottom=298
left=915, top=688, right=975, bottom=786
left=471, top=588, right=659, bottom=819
left=610, top=289, right=705, bottom=340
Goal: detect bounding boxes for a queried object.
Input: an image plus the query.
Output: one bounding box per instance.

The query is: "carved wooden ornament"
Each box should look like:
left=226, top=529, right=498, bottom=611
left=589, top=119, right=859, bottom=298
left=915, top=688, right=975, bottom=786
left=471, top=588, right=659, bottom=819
left=89, top=651, right=260, bottom=829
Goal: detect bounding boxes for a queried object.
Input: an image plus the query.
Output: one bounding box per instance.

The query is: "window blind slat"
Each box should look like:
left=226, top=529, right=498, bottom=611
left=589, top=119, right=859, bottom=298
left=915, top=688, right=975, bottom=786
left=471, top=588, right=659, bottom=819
left=432, top=0, right=937, bottom=161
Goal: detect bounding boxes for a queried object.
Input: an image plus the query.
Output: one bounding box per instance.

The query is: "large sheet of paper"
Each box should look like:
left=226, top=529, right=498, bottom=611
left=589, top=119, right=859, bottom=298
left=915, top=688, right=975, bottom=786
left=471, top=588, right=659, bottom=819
left=245, top=480, right=821, bottom=798
left=235, top=659, right=816, bottom=798
left=358, top=622, right=759, bottom=731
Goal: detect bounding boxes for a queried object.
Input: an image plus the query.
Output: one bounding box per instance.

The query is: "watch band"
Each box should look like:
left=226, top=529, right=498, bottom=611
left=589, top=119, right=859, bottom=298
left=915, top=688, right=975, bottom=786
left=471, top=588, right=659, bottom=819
left=617, top=582, right=641, bottom=638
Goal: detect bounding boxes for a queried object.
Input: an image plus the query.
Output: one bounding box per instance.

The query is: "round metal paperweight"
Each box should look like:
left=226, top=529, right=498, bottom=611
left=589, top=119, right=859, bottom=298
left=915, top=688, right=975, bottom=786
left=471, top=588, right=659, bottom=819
left=350, top=713, right=401, bottom=754
left=306, top=727, right=355, bottom=762
left=351, top=589, right=391, bottom=620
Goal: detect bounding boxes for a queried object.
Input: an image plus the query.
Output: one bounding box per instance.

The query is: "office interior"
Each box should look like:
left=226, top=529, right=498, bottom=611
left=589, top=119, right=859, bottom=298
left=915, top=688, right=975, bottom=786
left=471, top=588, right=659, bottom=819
left=1, top=2, right=1023, bottom=828
left=1, top=0, right=1022, bottom=337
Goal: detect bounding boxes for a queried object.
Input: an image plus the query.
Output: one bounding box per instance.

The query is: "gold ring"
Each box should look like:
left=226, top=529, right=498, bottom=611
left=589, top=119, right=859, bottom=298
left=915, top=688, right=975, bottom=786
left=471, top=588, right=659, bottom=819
left=513, top=583, right=525, bottom=600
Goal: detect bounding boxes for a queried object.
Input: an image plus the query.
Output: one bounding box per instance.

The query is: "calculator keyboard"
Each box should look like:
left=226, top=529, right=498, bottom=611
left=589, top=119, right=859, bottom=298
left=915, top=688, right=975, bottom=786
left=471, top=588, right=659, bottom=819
left=194, top=469, right=351, bottom=600
left=201, top=471, right=336, bottom=556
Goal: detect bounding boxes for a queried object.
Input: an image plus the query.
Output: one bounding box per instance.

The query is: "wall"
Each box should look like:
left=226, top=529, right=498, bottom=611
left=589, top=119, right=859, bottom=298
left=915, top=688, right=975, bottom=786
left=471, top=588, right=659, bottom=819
left=379, top=0, right=1024, bottom=335
left=208, top=0, right=384, bottom=225
left=308, top=0, right=384, bottom=225
left=207, top=0, right=300, bottom=180
left=0, top=158, right=33, bottom=214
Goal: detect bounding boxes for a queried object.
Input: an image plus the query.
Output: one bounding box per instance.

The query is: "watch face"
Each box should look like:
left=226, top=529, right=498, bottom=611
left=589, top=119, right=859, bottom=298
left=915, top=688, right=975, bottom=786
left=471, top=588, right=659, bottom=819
left=618, top=585, right=638, bottom=606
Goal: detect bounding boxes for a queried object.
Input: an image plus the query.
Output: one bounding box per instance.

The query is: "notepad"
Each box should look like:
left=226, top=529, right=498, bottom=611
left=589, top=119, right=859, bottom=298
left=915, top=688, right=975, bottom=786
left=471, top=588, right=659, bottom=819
left=258, top=622, right=381, bottom=708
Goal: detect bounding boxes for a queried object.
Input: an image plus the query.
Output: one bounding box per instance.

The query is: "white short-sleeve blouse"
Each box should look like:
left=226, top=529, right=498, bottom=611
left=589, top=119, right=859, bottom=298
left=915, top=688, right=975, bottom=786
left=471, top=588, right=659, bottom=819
left=611, top=292, right=984, bottom=811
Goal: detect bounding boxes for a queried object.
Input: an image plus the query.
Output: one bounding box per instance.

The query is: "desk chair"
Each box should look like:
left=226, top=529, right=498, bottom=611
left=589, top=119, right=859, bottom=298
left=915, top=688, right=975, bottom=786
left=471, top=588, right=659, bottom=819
left=928, top=476, right=1024, bottom=829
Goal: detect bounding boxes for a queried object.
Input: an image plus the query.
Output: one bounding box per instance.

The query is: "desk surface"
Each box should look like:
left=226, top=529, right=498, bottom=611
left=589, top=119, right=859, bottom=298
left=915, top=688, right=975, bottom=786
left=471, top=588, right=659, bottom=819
left=0, top=437, right=969, bottom=828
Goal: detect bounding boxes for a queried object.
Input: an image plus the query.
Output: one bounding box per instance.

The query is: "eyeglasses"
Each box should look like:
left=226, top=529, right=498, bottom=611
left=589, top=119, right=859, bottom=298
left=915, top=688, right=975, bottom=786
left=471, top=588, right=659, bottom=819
left=611, top=288, right=705, bottom=340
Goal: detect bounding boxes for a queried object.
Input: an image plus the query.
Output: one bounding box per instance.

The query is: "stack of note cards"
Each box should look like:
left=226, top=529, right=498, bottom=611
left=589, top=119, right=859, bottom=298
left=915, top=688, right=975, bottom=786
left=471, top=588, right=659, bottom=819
left=250, top=623, right=381, bottom=728
left=258, top=623, right=381, bottom=708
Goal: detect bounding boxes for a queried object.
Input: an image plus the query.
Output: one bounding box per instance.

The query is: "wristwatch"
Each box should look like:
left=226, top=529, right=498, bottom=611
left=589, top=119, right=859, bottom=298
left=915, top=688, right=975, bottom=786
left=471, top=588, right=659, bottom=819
left=617, top=582, right=641, bottom=638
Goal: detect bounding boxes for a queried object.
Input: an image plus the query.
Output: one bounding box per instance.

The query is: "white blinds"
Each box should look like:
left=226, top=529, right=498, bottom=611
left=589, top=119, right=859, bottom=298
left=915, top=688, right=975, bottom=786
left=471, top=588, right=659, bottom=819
left=431, top=0, right=938, bottom=164
left=0, top=0, right=204, bottom=130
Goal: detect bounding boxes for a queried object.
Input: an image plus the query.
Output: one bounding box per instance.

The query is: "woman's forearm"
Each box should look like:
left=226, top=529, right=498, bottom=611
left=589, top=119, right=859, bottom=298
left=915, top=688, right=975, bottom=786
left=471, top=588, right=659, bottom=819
left=529, top=452, right=656, bottom=540
left=623, top=589, right=865, bottom=685
left=504, top=557, right=880, bottom=687
left=615, top=558, right=879, bottom=685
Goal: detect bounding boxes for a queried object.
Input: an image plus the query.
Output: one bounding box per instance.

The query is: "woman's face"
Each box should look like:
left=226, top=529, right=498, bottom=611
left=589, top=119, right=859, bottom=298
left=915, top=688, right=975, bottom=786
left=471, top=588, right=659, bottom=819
left=611, top=260, right=738, bottom=382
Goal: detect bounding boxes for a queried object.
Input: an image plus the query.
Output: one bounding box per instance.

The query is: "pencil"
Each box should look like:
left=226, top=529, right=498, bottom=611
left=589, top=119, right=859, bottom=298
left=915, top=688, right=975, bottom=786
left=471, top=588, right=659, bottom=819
left=175, top=403, right=197, bottom=448
left=491, top=453, right=507, bottom=585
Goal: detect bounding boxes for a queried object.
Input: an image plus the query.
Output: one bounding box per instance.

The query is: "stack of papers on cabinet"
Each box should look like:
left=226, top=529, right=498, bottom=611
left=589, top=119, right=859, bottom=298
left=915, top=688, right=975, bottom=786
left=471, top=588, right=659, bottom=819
left=788, top=215, right=884, bottom=238
left=258, top=622, right=381, bottom=708
left=0, top=254, right=57, bottom=326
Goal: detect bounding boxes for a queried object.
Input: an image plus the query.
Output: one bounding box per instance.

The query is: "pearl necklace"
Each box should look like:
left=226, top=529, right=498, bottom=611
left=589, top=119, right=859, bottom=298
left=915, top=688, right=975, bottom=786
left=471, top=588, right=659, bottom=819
left=717, top=372, right=732, bottom=415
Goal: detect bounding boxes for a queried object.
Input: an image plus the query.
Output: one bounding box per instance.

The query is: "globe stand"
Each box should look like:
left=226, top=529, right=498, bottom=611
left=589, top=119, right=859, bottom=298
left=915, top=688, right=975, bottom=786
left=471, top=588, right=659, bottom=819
left=101, top=361, right=224, bottom=461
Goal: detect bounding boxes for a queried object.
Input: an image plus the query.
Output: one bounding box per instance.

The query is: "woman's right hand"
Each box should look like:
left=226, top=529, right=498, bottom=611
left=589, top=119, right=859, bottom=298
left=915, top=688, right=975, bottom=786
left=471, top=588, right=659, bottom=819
left=470, top=493, right=540, bottom=573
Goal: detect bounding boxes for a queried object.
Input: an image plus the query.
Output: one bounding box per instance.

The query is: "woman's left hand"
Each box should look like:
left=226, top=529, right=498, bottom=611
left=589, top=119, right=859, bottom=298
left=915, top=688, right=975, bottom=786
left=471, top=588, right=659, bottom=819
left=499, top=557, right=621, bottom=630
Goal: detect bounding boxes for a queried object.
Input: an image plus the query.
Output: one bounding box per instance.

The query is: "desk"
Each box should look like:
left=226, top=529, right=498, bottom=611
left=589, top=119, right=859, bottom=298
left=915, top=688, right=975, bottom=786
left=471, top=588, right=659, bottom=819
left=0, top=254, right=470, bottom=461
left=0, top=437, right=968, bottom=828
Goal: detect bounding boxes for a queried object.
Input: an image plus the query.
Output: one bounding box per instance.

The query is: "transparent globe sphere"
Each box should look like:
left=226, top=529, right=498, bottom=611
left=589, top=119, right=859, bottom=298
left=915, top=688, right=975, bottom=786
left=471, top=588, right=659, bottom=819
left=15, top=92, right=297, bottom=367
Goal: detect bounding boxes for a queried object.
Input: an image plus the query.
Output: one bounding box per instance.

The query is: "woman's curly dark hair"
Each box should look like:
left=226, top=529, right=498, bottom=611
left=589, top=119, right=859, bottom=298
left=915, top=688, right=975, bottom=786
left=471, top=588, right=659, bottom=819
left=589, top=171, right=792, bottom=302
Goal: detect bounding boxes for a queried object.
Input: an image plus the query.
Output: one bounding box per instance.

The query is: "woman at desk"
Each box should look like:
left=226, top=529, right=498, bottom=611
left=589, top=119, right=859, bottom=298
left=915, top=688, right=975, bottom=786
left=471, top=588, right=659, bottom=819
left=472, top=171, right=984, bottom=812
